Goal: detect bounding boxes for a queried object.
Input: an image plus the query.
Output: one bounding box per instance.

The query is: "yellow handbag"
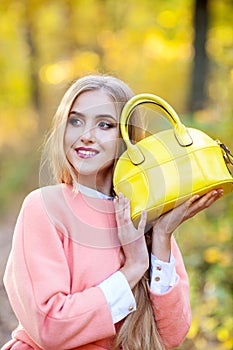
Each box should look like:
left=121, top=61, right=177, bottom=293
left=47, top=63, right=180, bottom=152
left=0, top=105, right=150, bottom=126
left=113, top=93, right=233, bottom=226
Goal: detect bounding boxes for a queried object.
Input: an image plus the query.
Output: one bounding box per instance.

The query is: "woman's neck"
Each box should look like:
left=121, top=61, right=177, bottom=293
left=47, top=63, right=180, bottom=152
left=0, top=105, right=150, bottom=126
left=76, top=172, right=113, bottom=197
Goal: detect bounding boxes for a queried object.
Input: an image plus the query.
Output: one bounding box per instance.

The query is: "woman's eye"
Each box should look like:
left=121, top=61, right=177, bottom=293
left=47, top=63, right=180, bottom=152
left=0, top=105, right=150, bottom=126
left=98, top=121, right=115, bottom=129
left=68, top=117, right=82, bottom=127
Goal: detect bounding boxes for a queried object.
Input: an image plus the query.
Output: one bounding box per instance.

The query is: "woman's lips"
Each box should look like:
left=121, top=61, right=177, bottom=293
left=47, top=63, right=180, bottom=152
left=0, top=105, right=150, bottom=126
left=75, top=147, right=99, bottom=159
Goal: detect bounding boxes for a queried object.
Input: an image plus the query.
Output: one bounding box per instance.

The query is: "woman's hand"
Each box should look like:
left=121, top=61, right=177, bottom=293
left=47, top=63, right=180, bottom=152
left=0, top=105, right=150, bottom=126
left=114, top=192, right=148, bottom=289
left=151, top=189, right=223, bottom=261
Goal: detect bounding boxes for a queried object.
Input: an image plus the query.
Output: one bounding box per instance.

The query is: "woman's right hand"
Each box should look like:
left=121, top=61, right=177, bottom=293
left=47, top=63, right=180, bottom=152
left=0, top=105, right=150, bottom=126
left=114, top=193, right=148, bottom=289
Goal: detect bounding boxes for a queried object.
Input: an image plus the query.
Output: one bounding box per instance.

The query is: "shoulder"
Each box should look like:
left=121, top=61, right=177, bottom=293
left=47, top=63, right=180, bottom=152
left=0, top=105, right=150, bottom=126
left=22, top=184, right=65, bottom=211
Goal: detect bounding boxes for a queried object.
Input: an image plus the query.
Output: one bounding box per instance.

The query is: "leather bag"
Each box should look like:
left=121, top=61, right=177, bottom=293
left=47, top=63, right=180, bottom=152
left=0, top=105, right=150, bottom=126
left=113, top=94, right=233, bottom=225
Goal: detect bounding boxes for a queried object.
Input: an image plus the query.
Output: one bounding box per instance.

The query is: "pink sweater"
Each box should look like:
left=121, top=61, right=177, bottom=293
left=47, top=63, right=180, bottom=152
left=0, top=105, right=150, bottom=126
left=2, top=184, right=191, bottom=350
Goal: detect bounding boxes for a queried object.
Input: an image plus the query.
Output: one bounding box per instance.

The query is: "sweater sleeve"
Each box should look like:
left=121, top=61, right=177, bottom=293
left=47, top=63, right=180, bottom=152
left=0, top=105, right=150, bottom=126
left=149, top=236, right=192, bottom=349
left=3, top=190, right=116, bottom=350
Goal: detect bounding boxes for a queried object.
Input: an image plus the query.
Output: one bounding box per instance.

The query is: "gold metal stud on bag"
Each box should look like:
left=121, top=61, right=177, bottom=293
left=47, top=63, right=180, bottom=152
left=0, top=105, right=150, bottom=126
left=113, top=94, right=233, bottom=226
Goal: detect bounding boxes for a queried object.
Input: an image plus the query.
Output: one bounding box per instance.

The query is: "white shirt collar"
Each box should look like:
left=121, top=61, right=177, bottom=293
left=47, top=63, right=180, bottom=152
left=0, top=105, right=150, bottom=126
left=73, top=182, right=114, bottom=201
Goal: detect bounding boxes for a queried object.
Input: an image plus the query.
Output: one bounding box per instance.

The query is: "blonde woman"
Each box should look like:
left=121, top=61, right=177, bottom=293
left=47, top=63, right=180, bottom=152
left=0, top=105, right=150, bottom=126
left=2, top=75, right=223, bottom=350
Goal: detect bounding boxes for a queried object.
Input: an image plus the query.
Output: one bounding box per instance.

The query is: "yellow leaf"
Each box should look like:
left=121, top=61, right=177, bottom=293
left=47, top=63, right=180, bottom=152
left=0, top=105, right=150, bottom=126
left=157, top=10, right=177, bottom=28
left=204, top=247, right=222, bottom=264
left=187, top=318, right=199, bottom=339
left=217, top=327, right=230, bottom=342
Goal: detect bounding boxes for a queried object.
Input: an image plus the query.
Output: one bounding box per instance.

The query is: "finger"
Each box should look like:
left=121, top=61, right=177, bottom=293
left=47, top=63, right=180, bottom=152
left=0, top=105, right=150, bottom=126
left=114, top=193, right=124, bottom=225
left=123, top=197, right=131, bottom=223
left=175, top=193, right=209, bottom=222
left=119, top=198, right=130, bottom=228
left=187, top=189, right=223, bottom=217
left=113, top=194, right=120, bottom=212
left=113, top=196, right=118, bottom=208
left=138, top=210, right=147, bottom=232
left=189, top=194, right=201, bottom=204
left=196, top=190, right=222, bottom=206
left=115, top=193, right=132, bottom=231
left=200, top=189, right=223, bottom=208
left=118, top=192, right=124, bottom=206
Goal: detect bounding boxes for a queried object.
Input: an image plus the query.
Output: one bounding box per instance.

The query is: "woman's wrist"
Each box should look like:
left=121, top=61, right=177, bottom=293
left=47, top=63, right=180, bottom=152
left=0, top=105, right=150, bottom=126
left=151, top=229, right=172, bottom=262
left=120, top=261, right=148, bottom=289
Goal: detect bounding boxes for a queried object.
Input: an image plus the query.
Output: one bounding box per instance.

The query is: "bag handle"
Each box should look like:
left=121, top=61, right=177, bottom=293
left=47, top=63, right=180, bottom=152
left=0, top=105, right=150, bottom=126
left=120, top=93, right=193, bottom=165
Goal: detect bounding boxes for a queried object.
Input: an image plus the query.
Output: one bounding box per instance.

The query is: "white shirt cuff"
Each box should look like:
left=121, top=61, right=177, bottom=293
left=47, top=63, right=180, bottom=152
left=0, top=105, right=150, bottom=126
left=98, top=271, right=136, bottom=324
left=150, top=253, right=177, bottom=294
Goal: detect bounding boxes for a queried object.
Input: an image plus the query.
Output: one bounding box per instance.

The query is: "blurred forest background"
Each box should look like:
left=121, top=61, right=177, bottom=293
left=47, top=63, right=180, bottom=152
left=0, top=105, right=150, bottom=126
left=0, top=0, right=232, bottom=349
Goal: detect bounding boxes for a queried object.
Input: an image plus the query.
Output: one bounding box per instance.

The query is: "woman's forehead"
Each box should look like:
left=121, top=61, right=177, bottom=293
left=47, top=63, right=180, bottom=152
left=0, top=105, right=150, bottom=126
left=71, top=89, right=117, bottom=115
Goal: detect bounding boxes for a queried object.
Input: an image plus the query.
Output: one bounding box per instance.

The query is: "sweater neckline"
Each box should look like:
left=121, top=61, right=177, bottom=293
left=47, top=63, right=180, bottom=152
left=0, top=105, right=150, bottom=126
left=73, top=182, right=114, bottom=201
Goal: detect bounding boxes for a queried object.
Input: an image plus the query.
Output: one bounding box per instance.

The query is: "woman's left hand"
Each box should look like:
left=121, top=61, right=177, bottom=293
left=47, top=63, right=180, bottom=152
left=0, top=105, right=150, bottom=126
left=151, top=189, right=223, bottom=261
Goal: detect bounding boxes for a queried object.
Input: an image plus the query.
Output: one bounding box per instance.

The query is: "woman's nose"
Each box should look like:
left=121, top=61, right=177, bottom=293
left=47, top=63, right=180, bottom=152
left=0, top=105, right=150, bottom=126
left=80, top=126, right=96, bottom=143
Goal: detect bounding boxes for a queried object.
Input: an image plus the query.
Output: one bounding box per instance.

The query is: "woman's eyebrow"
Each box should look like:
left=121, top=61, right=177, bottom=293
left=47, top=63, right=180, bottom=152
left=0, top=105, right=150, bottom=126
left=95, top=114, right=117, bottom=121
left=69, top=111, right=84, bottom=117
left=69, top=110, right=117, bottom=121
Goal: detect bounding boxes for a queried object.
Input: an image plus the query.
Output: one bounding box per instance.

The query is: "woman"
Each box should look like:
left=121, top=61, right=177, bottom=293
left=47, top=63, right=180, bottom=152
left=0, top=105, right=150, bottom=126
left=2, top=75, right=223, bottom=350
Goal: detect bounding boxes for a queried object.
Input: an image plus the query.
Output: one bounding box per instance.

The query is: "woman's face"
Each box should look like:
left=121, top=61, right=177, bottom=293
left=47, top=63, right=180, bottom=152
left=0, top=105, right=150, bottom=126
left=64, top=89, right=120, bottom=187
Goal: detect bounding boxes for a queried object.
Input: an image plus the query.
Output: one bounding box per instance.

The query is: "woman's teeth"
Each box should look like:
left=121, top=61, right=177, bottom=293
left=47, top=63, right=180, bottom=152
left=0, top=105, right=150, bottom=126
left=77, top=149, right=97, bottom=157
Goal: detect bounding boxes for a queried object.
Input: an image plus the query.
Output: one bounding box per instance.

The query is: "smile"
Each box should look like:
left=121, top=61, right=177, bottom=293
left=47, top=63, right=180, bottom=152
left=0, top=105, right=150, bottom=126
left=75, top=148, right=99, bottom=159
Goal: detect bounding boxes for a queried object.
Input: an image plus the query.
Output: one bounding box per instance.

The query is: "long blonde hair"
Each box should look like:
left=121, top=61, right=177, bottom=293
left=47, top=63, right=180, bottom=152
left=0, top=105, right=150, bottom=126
left=41, top=74, right=165, bottom=350
left=113, top=232, right=165, bottom=350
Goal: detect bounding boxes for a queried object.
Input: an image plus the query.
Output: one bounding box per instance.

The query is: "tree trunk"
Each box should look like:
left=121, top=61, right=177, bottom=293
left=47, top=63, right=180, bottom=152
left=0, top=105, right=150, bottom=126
left=189, top=0, right=209, bottom=112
